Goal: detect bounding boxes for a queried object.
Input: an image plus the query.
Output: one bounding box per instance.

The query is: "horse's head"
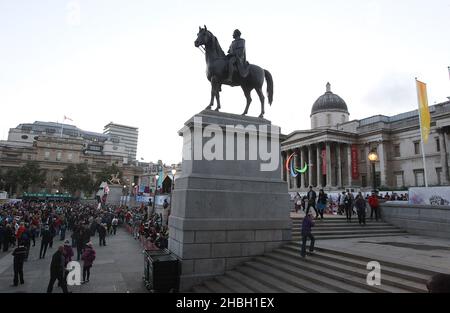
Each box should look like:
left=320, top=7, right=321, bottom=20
left=194, top=25, right=211, bottom=47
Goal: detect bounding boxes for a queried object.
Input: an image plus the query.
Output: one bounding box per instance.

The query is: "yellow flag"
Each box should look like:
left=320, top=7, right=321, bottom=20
left=416, top=79, right=431, bottom=144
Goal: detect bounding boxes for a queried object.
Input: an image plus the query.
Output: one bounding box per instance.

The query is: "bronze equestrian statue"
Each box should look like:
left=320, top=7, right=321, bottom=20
left=194, top=26, right=273, bottom=118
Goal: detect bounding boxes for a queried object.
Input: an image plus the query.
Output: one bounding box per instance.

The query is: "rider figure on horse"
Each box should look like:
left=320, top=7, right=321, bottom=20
left=226, top=29, right=249, bottom=83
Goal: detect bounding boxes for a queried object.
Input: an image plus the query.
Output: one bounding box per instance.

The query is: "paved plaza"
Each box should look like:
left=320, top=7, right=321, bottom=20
left=0, top=228, right=147, bottom=293
left=318, top=235, right=450, bottom=274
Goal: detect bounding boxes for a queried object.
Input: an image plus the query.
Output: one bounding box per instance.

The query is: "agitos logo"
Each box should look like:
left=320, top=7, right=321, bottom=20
left=285, top=153, right=308, bottom=177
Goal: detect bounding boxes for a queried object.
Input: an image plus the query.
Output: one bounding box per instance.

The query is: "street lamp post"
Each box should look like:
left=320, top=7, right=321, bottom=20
left=368, top=150, right=379, bottom=192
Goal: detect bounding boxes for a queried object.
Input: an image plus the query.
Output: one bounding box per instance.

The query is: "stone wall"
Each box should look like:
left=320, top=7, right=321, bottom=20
left=380, top=202, right=450, bottom=239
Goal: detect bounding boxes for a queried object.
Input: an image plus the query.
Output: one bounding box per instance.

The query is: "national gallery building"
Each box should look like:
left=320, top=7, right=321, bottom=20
left=280, top=83, right=450, bottom=192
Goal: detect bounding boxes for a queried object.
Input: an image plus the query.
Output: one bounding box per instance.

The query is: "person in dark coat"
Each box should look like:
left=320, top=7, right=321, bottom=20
left=47, top=246, right=69, bottom=293
left=3, top=224, right=13, bottom=252
left=48, top=223, right=56, bottom=248
left=81, top=241, right=96, bottom=283
left=98, top=223, right=107, bottom=246
left=40, top=225, right=53, bottom=259
left=20, top=226, right=31, bottom=261
left=305, top=186, right=319, bottom=219
left=0, top=224, right=5, bottom=252
left=76, top=228, right=85, bottom=261
left=355, top=192, right=367, bottom=225
left=12, top=242, right=27, bottom=286
left=300, top=212, right=315, bottom=258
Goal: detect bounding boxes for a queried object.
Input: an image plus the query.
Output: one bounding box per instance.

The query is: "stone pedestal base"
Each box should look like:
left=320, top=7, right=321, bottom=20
left=106, top=185, right=123, bottom=205
left=168, top=110, right=291, bottom=291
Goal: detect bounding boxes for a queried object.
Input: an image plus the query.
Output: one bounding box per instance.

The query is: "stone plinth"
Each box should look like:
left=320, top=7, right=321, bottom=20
left=168, top=110, right=291, bottom=291
left=106, top=185, right=123, bottom=205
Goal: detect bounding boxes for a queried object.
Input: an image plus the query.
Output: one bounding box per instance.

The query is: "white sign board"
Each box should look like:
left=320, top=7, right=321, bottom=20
left=409, top=187, right=450, bottom=206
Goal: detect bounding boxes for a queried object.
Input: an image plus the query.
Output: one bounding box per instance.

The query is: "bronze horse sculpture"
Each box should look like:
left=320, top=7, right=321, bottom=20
left=194, top=26, right=273, bottom=118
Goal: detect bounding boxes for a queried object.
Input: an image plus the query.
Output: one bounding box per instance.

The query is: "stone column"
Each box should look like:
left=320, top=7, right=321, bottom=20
left=287, top=149, right=292, bottom=190
left=337, top=143, right=342, bottom=188
left=326, top=142, right=332, bottom=188
left=365, top=145, right=371, bottom=186
left=316, top=144, right=322, bottom=188
left=281, top=151, right=286, bottom=181
left=294, top=148, right=300, bottom=189
left=308, top=145, right=313, bottom=188
left=378, top=142, right=388, bottom=187
left=439, top=130, right=450, bottom=185
left=347, top=144, right=352, bottom=187
left=300, top=147, right=306, bottom=188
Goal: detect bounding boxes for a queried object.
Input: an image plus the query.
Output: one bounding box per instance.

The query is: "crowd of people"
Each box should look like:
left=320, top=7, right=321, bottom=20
left=123, top=201, right=169, bottom=251
left=0, top=200, right=169, bottom=292
left=293, top=187, right=391, bottom=225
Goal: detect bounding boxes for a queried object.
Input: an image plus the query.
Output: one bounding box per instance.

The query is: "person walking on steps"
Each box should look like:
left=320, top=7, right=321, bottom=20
left=300, top=212, right=315, bottom=258
left=317, top=189, right=328, bottom=220
left=344, top=192, right=353, bottom=222
left=368, top=192, right=380, bottom=221
left=306, top=186, right=318, bottom=219
left=355, top=192, right=367, bottom=226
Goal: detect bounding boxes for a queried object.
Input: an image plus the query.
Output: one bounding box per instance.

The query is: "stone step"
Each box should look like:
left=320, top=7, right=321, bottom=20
left=291, top=227, right=403, bottom=234
left=235, top=265, right=306, bottom=293
left=203, top=278, right=234, bottom=293
left=266, top=250, right=409, bottom=293
left=291, top=218, right=392, bottom=227
left=307, top=250, right=430, bottom=285
left=192, top=284, right=214, bottom=293
left=292, top=228, right=405, bottom=235
left=245, top=260, right=332, bottom=293
left=275, top=248, right=427, bottom=292
left=286, top=243, right=438, bottom=277
left=215, top=275, right=255, bottom=293
left=292, top=223, right=397, bottom=229
left=292, top=232, right=407, bottom=240
left=225, top=270, right=279, bottom=293
left=254, top=256, right=369, bottom=293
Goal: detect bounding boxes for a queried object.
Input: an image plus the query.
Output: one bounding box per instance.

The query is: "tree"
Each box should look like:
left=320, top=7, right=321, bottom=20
left=0, top=168, right=20, bottom=195
left=95, top=164, right=123, bottom=188
left=61, top=163, right=95, bottom=196
left=17, top=161, right=46, bottom=192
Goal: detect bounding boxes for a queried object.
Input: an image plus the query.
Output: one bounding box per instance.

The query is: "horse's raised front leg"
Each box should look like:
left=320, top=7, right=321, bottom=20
left=241, top=87, right=252, bottom=115
left=256, top=88, right=265, bottom=118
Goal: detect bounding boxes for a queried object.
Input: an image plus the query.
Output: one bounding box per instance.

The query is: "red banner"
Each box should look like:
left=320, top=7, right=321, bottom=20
left=321, top=149, right=326, bottom=175
left=351, top=145, right=359, bottom=179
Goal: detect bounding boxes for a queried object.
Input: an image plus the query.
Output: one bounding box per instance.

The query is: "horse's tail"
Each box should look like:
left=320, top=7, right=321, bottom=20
left=264, top=69, right=273, bottom=105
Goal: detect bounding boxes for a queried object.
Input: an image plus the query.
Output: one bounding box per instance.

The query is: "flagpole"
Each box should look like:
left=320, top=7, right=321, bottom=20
left=415, top=78, right=429, bottom=187
left=60, top=116, right=64, bottom=138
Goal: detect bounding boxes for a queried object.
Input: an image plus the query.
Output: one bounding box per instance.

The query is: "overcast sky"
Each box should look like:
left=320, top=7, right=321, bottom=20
left=1, top=0, right=449, bottom=165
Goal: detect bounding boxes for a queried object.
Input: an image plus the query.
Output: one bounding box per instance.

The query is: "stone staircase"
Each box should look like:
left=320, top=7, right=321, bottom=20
left=291, top=216, right=408, bottom=240
left=191, top=216, right=435, bottom=293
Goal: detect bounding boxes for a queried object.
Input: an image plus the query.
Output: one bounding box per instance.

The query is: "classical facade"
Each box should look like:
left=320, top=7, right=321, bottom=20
left=281, top=83, right=450, bottom=192
left=0, top=121, right=143, bottom=196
